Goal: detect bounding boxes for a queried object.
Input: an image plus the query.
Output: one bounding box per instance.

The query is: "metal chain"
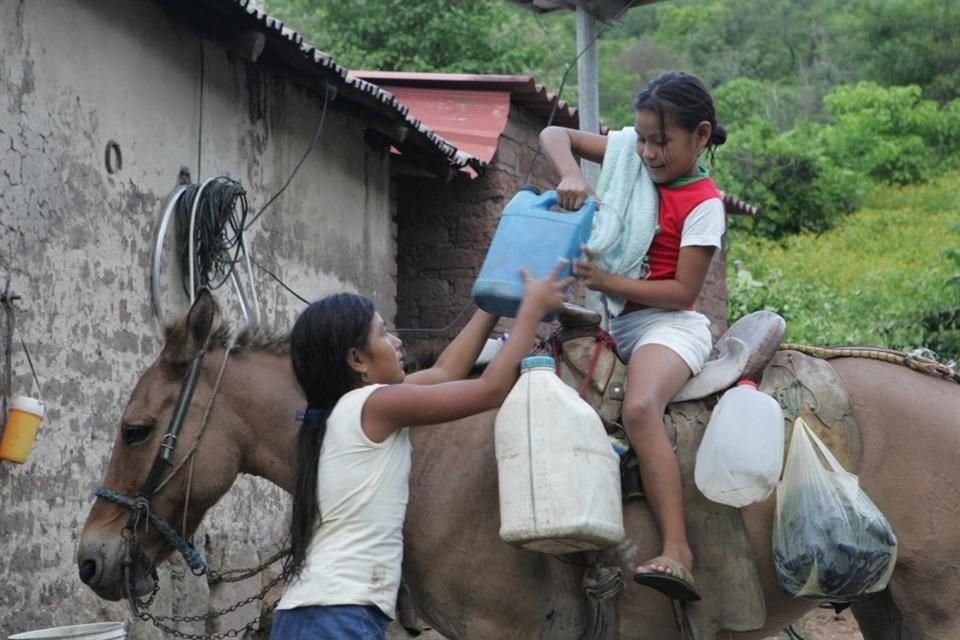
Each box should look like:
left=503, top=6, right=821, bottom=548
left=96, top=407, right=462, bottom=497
left=123, top=514, right=290, bottom=638
left=136, top=569, right=287, bottom=640
left=208, top=548, right=290, bottom=584
left=124, top=526, right=161, bottom=613
left=124, top=528, right=289, bottom=639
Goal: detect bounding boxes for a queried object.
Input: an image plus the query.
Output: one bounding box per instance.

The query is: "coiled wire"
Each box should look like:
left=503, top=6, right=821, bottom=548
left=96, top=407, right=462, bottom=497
left=175, top=177, right=249, bottom=297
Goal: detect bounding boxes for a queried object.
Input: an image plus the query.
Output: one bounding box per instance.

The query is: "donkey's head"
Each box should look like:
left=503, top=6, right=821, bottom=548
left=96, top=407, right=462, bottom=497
left=77, top=291, right=257, bottom=600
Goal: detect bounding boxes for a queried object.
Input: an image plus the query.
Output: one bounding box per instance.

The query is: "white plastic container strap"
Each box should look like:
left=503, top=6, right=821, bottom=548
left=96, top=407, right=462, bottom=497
left=8, top=622, right=127, bottom=640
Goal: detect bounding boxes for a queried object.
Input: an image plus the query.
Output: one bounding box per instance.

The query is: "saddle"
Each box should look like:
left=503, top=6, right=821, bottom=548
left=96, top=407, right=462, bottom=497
left=549, top=304, right=866, bottom=640
left=552, top=304, right=784, bottom=639
left=553, top=303, right=786, bottom=413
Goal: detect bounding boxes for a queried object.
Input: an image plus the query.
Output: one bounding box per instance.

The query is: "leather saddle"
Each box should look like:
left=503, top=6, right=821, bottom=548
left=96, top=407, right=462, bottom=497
left=552, top=303, right=786, bottom=421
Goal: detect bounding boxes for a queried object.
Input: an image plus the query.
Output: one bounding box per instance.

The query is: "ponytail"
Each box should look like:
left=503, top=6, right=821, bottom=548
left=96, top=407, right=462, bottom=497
left=284, top=408, right=331, bottom=579
left=284, top=293, right=374, bottom=580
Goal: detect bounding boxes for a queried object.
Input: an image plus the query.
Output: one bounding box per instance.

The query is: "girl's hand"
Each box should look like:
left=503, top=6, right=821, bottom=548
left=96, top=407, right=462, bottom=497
left=556, top=173, right=592, bottom=211
left=519, top=259, right=574, bottom=315
left=573, top=246, right=608, bottom=292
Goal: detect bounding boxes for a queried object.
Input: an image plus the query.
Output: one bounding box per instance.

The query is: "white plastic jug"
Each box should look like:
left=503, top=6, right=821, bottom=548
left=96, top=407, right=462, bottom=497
left=695, top=379, right=785, bottom=507
left=495, top=356, right=625, bottom=553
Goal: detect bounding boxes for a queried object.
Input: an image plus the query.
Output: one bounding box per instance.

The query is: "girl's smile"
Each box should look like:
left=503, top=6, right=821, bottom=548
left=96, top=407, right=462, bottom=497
left=634, top=108, right=711, bottom=184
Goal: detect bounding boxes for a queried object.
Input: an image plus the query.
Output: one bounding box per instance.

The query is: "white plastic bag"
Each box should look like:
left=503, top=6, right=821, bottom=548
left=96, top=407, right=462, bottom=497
left=773, top=417, right=897, bottom=601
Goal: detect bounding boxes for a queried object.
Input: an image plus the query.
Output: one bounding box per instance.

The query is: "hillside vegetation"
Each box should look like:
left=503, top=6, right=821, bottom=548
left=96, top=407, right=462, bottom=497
left=728, top=172, right=960, bottom=361
left=266, top=0, right=960, bottom=361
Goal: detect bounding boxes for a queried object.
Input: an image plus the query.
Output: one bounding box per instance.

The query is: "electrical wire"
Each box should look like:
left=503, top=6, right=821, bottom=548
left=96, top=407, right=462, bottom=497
left=250, top=257, right=475, bottom=335
left=783, top=625, right=806, bottom=640
left=175, top=177, right=250, bottom=298
left=245, top=90, right=330, bottom=231
left=391, top=301, right=475, bottom=335
left=523, top=1, right=636, bottom=186
left=249, top=257, right=310, bottom=306
left=197, top=39, right=204, bottom=182
left=191, top=7, right=633, bottom=332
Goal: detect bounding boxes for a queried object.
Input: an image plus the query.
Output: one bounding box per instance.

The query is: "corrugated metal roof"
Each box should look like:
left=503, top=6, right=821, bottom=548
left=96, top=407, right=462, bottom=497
left=352, top=72, right=581, bottom=130
left=158, top=0, right=482, bottom=178
left=365, top=86, right=511, bottom=164
left=351, top=72, right=582, bottom=171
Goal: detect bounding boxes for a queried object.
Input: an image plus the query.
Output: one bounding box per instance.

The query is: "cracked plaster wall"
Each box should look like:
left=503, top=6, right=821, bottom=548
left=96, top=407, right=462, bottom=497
left=0, top=1, right=395, bottom=636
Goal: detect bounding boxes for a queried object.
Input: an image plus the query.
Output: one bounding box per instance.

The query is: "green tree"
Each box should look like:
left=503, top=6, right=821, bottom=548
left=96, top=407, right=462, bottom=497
left=838, top=0, right=960, bottom=103
left=821, top=82, right=960, bottom=184
left=265, top=0, right=547, bottom=74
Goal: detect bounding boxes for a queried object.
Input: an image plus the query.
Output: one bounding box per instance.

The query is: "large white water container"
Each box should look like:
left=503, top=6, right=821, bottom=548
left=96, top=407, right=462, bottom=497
left=695, top=379, right=785, bottom=507
left=495, top=356, right=625, bottom=553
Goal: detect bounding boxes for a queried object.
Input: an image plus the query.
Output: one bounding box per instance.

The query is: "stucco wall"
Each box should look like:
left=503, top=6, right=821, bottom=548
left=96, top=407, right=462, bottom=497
left=395, top=104, right=728, bottom=358
left=0, top=1, right=394, bottom=636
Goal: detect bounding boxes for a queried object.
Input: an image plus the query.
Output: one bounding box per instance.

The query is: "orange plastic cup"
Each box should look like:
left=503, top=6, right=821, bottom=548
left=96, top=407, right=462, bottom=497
left=0, top=396, right=45, bottom=464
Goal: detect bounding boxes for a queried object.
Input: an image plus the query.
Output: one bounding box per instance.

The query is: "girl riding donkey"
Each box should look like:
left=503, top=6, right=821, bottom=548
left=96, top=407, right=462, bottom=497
left=541, top=71, right=728, bottom=603
left=272, top=264, right=572, bottom=639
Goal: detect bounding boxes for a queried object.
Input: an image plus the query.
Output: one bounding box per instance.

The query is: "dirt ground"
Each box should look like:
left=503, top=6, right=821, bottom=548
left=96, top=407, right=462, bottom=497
left=769, top=606, right=863, bottom=640
left=389, top=605, right=864, bottom=639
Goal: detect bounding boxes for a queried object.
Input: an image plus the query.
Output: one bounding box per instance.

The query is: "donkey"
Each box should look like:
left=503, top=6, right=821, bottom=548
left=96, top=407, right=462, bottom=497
left=78, top=291, right=960, bottom=639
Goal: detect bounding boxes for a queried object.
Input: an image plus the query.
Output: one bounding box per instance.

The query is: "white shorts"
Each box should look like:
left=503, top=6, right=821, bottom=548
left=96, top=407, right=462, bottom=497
left=609, top=308, right=713, bottom=375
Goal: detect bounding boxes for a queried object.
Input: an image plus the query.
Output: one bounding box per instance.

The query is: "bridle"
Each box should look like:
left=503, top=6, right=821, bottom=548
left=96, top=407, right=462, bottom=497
left=92, top=334, right=293, bottom=638
left=94, top=335, right=231, bottom=606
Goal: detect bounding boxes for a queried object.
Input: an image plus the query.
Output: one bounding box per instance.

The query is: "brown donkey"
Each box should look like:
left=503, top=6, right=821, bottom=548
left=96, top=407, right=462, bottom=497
left=78, top=292, right=960, bottom=639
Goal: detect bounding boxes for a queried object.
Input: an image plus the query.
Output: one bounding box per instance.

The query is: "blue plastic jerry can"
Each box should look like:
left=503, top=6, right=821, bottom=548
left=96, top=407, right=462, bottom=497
left=472, top=188, right=596, bottom=319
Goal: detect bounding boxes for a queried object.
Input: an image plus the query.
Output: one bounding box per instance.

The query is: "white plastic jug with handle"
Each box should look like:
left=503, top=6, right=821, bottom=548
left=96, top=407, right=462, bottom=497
left=695, top=379, right=785, bottom=508
left=495, top=356, right=624, bottom=553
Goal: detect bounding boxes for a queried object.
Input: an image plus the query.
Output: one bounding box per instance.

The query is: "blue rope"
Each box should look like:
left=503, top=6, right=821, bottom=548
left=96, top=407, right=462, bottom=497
left=94, top=487, right=207, bottom=573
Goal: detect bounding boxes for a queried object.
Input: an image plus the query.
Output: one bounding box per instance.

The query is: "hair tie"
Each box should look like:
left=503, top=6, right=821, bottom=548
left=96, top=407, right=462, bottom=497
left=295, top=408, right=327, bottom=429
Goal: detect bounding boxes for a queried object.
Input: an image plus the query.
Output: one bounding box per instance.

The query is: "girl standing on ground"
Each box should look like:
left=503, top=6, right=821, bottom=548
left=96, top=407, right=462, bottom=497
left=540, top=71, right=727, bottom=602
left=270, top=262, right=571, bottom=639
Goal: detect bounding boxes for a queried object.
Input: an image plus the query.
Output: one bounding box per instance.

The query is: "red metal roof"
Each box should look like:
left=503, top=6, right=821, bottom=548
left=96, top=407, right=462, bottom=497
left=377, top=87, right=511, bottom=164
left=350, top=71, right=760, bottom=213
left=351, top=71, right=582, bottom=170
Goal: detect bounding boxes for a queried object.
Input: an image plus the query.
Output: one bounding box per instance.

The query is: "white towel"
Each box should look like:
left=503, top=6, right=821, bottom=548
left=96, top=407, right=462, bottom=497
left=585, top=126, right=659, bottom=318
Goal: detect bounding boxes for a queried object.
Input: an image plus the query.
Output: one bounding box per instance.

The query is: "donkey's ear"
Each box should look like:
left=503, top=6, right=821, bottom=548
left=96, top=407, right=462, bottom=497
left=162, top=289, right=222, bottom=364
left=185, top=289, right=222, bottom=354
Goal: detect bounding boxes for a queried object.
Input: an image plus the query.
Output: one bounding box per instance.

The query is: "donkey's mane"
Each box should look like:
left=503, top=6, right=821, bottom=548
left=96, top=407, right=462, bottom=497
left=228, top=322, right=291, bottom=354
left=163, top=318, right=290, bottom=365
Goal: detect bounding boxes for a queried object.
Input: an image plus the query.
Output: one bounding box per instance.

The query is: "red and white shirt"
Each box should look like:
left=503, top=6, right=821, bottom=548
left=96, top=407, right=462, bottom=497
left=643, top=176, right=725, bottom=281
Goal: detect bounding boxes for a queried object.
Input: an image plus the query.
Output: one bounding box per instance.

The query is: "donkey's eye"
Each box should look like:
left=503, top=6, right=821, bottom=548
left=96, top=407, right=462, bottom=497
left=122, top=423, right=153, bottom=446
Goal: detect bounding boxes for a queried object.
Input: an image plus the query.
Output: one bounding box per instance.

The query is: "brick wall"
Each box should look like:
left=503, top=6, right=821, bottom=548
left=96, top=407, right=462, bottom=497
left=394, top=103, right=728, bottom=360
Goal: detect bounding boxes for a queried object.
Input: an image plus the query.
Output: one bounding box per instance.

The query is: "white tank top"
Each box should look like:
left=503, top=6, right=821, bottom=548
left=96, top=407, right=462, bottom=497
left=277, top=384, right=411, bottom=618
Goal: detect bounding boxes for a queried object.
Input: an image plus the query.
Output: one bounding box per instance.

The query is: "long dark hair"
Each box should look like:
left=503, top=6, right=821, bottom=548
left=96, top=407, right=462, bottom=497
left=284, top=292, right=375, bottom=579
left=633, top=71, right=727, bottom=162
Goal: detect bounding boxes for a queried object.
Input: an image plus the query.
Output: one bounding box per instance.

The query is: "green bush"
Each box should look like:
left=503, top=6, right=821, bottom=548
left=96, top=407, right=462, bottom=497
left=713, top=78, right=805, bottom=132
left=882, top=222, right=960, bottom=362
left=880, top=307, right=960, bottom=363
left=713, top=81, right=960, bottom=240
left=713, top=120, right=862, bottom=240
left=821, top=82, right=960, bottom=184
left=727, top=173, right=960, bottom=356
